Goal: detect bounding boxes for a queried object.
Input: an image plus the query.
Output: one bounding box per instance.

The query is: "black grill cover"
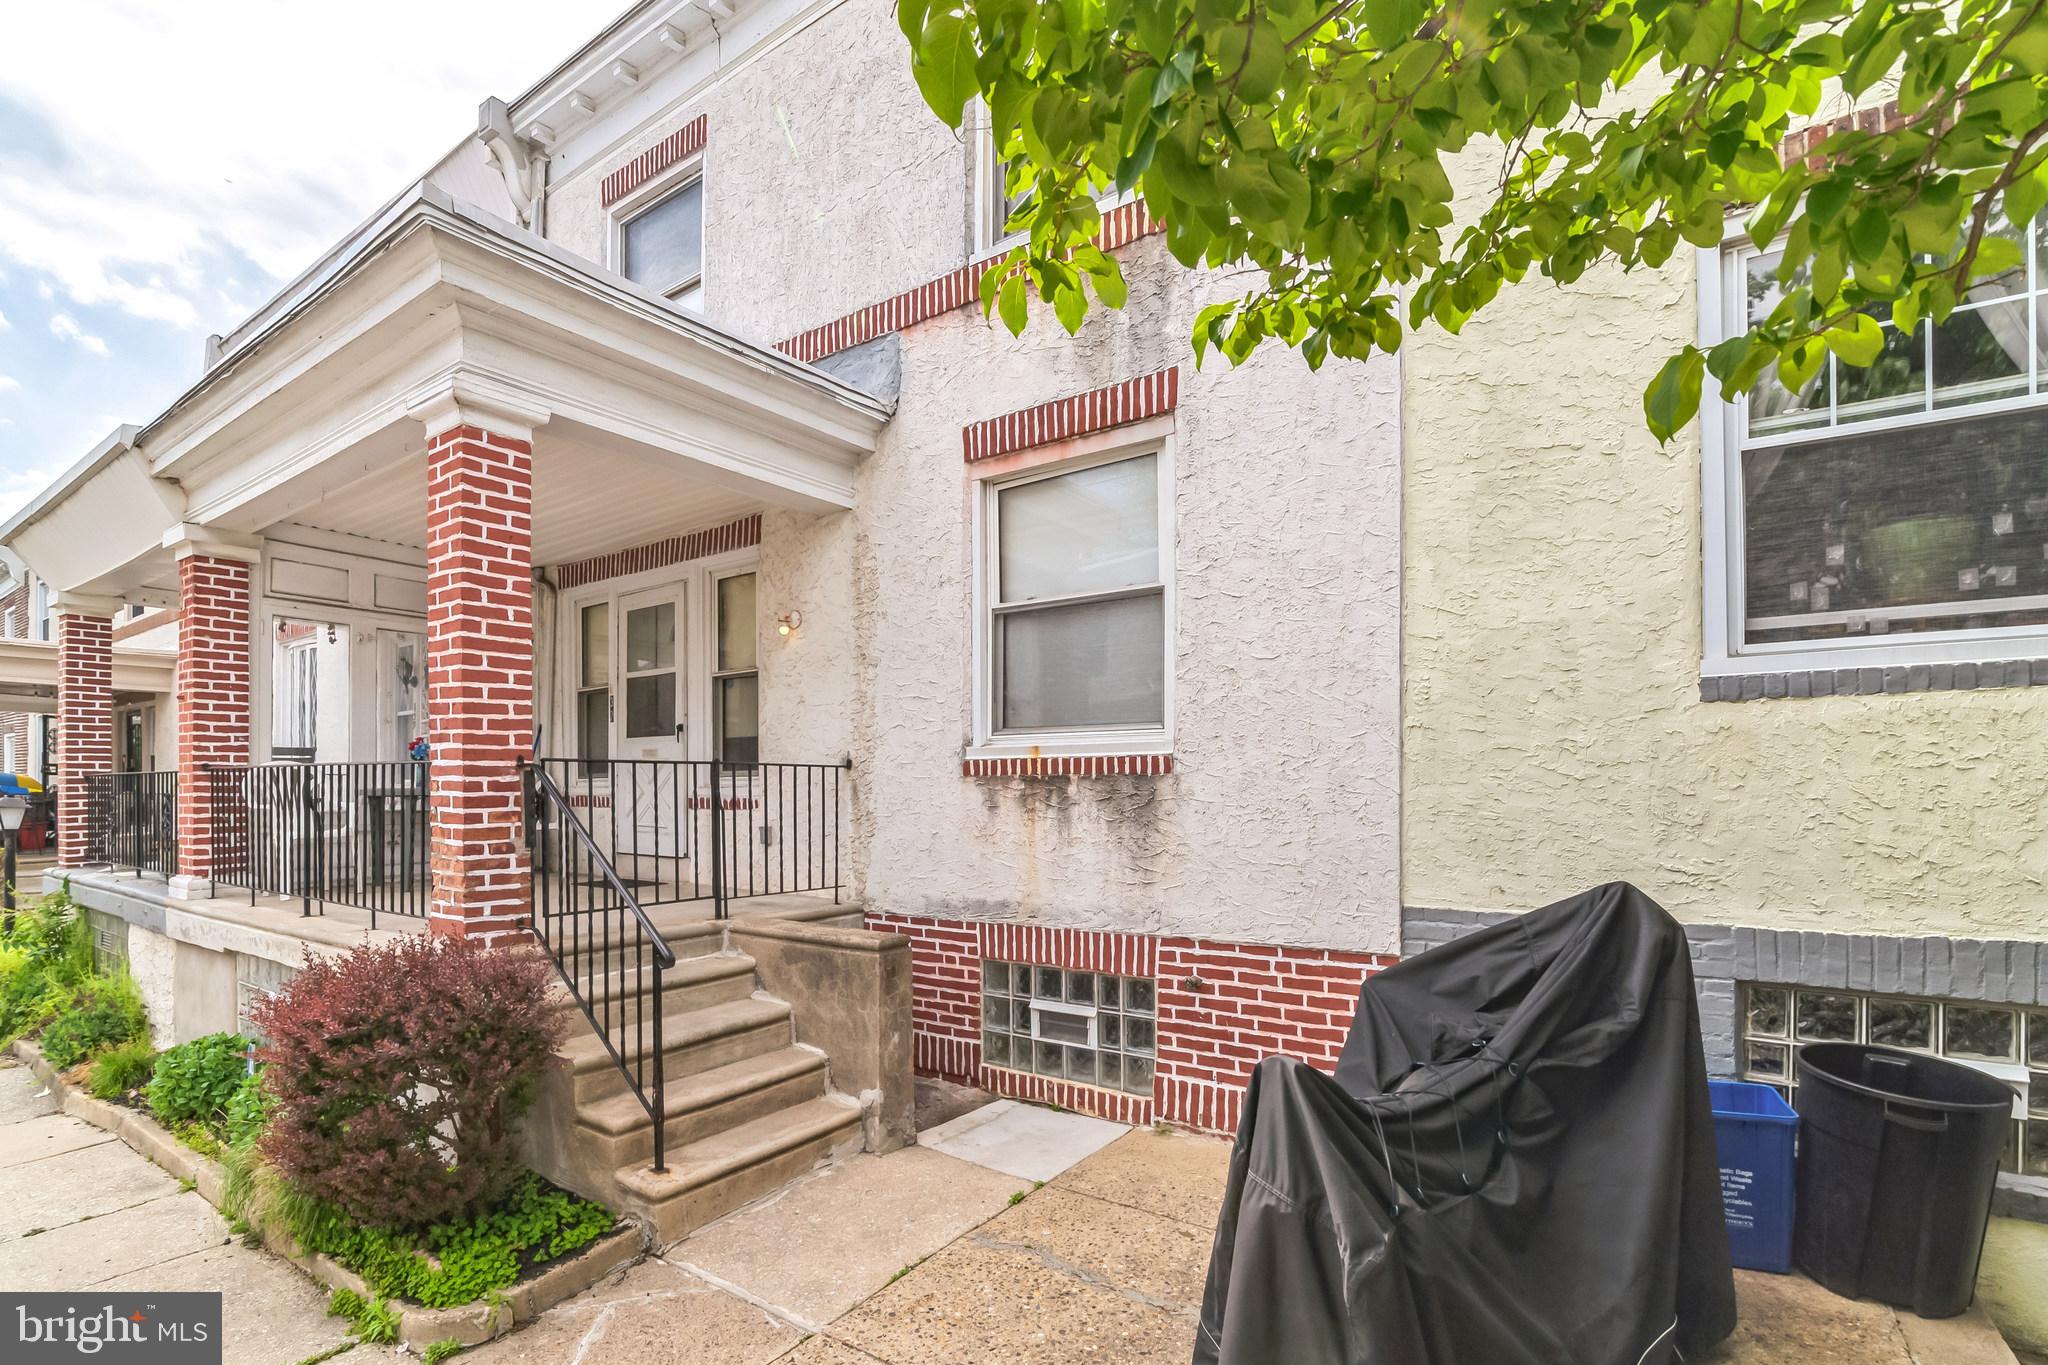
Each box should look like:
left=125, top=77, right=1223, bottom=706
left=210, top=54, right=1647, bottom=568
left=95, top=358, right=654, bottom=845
left=1193, top=882, right=1736, bottom=1365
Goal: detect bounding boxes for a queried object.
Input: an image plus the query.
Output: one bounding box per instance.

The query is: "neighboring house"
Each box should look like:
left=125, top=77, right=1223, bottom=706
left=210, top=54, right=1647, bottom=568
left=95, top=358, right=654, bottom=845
left=1405, top=106, right=2048, bottom=1181
left=4, top=0, right=2041, bottom=1217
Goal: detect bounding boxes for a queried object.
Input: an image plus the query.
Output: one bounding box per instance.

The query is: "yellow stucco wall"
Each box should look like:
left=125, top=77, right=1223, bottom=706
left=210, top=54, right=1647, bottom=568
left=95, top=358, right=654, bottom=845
left=1400, top=230, right=2048, bottom=940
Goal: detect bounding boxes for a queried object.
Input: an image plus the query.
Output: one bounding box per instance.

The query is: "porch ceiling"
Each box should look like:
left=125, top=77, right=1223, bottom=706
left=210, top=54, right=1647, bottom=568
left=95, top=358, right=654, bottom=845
left=275, top=415, right=767, bottom=564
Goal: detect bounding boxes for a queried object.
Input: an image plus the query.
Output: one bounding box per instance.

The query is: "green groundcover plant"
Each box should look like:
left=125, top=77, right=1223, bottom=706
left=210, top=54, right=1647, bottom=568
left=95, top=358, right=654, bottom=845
left=289, top=1172, right=614, bottom=1310
left=39, top=974, right=147, bottom=1069
left=0, top=889, right=99, bottom=1044
left=146, top=1032, right=255, bottom=1139
left=87, top=1037, right=158, bottom=1100
left=1, top=890, right=150, bottom=1073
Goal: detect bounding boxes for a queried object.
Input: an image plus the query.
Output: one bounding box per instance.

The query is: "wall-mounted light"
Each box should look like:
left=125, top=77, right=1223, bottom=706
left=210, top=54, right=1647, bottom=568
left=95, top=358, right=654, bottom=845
left=776, top=610, right=803, bottom=637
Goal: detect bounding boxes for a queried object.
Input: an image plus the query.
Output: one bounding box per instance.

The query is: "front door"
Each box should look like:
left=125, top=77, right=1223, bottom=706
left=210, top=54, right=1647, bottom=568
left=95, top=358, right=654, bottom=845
left=615, top=587, right=685, bottom=859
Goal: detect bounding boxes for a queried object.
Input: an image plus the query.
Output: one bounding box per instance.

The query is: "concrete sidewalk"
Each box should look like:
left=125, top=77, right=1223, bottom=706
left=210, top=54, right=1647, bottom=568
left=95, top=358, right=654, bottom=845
left=0, top=1058, right=348, bottom=1365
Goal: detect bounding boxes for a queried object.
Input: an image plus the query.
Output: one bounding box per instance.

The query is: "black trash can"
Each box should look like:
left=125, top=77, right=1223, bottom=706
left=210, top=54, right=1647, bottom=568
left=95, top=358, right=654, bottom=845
left=1792, top=1042, right=2013, bottom=1317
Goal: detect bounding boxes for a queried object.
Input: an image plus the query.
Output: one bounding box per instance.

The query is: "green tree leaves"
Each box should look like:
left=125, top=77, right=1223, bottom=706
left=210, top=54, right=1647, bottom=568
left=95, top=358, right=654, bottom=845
left=900, top=0, right=2048, bottom=441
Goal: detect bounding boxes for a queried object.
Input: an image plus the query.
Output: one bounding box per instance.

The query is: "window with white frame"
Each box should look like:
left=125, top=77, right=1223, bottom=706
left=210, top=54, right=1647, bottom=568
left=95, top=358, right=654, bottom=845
left=1708, top=213, right=2048, bottom=667
left=981, top=450, right=1169, bottom=746
left=713, top=571, right=758, bottom=767
left=976, top=113, right=1128, bottom=253
left=576, top=602, right=610, bottom=777
left=617, top=177, right=704, bottom=308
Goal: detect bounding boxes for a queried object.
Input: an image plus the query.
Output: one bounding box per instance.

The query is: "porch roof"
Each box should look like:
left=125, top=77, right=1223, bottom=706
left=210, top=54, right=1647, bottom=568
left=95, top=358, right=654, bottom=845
left=3, top=187, right=893, bottom=600
left=0, top=638, right=175, bottom=714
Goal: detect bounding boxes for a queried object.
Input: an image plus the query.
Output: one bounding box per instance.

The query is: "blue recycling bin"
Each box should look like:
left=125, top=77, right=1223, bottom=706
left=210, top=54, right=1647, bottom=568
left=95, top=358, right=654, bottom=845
left=1711, top=1078, right=1800, bottom=1273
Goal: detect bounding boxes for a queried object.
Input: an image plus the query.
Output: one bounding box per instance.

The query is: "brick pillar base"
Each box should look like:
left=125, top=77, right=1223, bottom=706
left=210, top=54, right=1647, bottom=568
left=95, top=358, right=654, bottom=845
left=172, top=547, right=253, bottom=892
left=424, top=420, right=536, bottom=942
left=55, top=605, right=114, bottom=870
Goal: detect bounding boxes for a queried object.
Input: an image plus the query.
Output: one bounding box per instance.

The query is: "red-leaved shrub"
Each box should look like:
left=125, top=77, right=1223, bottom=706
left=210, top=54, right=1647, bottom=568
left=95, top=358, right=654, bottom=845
left=253, top=936, right=561, bottom=1232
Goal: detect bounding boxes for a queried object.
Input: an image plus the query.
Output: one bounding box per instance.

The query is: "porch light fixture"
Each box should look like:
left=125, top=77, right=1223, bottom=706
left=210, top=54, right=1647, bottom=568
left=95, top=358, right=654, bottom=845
left=0, top=795, right=26, bottom=923
left=776, top=610, right=802, bottom=636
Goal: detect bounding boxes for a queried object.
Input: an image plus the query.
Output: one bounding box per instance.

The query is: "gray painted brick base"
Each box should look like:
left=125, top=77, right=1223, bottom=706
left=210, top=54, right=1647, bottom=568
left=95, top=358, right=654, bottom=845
left=1403, top=905, right=2048, bottom=1222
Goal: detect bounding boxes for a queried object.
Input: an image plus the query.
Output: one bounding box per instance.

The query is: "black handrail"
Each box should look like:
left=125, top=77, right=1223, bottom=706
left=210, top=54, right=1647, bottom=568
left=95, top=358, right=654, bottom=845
left=86, top=771, right=179, bottom=876
left=530, top=758, right=847, bottom=919
left=205, top=762, right=429, bottom=926
left=525, top=759, right=676, bottom=1172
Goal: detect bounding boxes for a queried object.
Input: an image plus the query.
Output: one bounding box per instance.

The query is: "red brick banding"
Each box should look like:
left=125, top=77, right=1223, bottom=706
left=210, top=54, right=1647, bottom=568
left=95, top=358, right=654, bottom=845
left=777, top=199, right=1164, bottom=364
left=1776, top=101, right=1907, bottom=169
left=962, top=367, right=1179, bottom=464
left=867, top=909, right=1395, bottom=1134
left=55, top=611, right=112, bottom=869
left=961, top=754, right=1173, bottom=778
left=601, top=114, right=708, bottom=207
left=552, top=513, right=760, bottom=590
left=425, top=424, right=536, bottom=943
left=173, top=556, right=250, bottom=881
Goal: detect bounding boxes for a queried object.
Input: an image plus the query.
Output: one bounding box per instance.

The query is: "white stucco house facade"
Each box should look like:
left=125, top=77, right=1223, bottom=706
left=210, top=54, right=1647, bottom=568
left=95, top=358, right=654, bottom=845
left=10, top=0, right=2045, bottom=1210
left=5, top=0, right=1401, bottom=1159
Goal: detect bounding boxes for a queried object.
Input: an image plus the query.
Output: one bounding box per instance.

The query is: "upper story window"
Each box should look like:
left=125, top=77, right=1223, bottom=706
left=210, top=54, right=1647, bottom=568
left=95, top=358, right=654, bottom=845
left=976, top=114, right=1127, bottom=256
left=977, top=446, right=1171, bottom=751
left=1703, top=213, right=2048, bottom=674
left=617, top=177, right=703, bottom=309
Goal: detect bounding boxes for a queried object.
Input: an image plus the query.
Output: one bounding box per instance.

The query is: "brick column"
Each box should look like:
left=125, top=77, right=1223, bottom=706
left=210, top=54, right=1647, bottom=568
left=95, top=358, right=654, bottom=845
left=417, top=393, right=543, bottom=944
left=54, top=596, right=117, bottom=869
left=168, top=537, right=255, bottom=894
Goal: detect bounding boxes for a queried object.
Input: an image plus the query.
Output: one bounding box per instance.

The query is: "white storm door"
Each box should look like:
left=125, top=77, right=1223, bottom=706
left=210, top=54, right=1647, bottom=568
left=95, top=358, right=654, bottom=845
left=614, top=587, right=686, bottom=858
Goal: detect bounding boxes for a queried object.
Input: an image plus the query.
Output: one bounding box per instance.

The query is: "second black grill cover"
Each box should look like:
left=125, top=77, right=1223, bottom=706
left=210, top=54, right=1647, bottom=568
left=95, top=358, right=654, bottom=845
left=1193, top=882, right=1736, bottom=1365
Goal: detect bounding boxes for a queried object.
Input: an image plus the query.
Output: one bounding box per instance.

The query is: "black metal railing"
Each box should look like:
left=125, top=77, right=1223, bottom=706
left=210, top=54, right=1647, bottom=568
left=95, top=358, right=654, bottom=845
left=86, top=770, right=179, bottom=875
left=206, top=762, right=430, bottom=926
left=528, top=758, right=846, bottom=918
left=525, top=759, right=675, bottom=1171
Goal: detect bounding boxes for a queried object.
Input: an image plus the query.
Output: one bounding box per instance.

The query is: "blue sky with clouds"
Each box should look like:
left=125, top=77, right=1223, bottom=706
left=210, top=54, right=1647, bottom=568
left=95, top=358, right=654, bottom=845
left=0, top=1, right=603, bottom=519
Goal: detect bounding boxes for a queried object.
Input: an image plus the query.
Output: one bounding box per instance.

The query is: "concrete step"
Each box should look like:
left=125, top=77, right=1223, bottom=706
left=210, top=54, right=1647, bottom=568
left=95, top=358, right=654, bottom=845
left=546, top=951, right=756, bottom=1017
left=536, top=910, right=725, bottom=973
left=574, top=1046, right=831, bottom=1169
left=562, top=996, right=793, bottom=1105
left=726, top=893, right=864, bottom=931
left=613, top=1095, right=864, bottom=1243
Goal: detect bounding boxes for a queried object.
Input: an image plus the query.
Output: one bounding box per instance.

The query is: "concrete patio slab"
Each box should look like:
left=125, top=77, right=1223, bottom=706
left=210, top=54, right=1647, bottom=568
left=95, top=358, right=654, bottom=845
left=0, top=1110, right=116, bottom=1168
left=917, top=1099, right=1128, bottom=1183
left=465, top=1257, right=804, bottom=1365
left=972, top=1185, right=1211, bottom=1311
left=824, top=1231, right=1196, bottom=1365
left=0, top=1188, right=229, bottom=1287
left=97, top=1243, right=349, bottom=1365
left=1055, top=1124, right=1231, bottom=1231
left=668, top=1146, right=1030, bottom=1328
left=775, top=1336, right=891, bottom=1363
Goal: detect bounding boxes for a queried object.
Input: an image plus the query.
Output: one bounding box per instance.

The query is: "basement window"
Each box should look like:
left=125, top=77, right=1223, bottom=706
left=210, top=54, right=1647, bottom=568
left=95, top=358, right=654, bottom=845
left=1740, top=984, right=2045, bottom=1174
left=981, top=959, right=1155, bottom=1095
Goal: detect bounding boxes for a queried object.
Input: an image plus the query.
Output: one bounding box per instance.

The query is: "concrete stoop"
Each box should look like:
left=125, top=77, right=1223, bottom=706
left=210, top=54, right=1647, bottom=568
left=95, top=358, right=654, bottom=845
left=524, top=896, right=877, bottom=1246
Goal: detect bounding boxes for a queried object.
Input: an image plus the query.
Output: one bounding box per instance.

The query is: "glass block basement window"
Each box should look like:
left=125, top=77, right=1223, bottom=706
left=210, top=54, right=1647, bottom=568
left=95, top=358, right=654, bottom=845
left=982, top=960, right=1155, bottom=1096
left=1741, top=984, right=2046, bottom=1174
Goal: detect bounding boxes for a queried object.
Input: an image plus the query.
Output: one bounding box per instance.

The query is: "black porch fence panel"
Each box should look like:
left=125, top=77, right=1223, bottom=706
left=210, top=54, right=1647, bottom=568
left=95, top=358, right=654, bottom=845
left=206, top=762, right=429, bottom=925
left=86, top=770, right=179, bottom=876
left=528, top=758, right=846, bottom=918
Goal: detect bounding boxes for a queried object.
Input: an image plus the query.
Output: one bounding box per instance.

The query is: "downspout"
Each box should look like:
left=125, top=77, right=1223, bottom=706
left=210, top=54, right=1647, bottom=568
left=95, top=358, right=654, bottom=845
left=532, top=567, right=557, bottom=757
